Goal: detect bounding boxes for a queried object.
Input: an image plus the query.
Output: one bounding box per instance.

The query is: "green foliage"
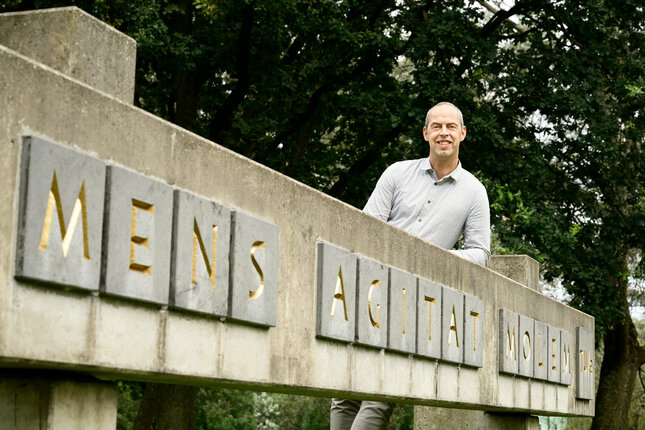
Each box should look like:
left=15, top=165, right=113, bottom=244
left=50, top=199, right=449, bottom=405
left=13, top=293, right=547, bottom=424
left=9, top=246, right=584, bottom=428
left=117, top=381, right=145, bottom=430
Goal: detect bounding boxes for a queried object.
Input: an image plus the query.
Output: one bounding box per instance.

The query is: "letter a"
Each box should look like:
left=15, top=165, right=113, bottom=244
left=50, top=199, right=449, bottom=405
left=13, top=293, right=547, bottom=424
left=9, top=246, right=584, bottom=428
left=330, top=266, right=348, bottom=321
left=448, top=305, right=459, bottom=347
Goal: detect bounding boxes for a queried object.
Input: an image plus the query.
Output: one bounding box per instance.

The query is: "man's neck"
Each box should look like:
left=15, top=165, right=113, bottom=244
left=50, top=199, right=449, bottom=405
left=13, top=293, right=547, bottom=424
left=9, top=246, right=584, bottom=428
left=430, top=157, right=458, bottom=181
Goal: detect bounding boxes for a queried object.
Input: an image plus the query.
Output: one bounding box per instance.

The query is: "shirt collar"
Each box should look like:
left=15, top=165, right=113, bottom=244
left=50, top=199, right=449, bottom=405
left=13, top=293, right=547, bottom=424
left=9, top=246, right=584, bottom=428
left=420, top=158, right=463, bottom=182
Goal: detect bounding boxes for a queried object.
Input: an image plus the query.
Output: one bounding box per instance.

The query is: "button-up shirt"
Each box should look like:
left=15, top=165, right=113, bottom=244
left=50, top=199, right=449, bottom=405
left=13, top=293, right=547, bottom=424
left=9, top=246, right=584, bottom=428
left=363, top=158, right=490, bottom=266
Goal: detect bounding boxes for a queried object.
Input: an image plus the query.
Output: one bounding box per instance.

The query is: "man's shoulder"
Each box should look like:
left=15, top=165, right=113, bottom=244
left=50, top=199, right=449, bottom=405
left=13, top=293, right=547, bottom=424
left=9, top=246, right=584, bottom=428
left=387, top=158, right=427, bottom=172
left=456, top=165, right=488, bottom=194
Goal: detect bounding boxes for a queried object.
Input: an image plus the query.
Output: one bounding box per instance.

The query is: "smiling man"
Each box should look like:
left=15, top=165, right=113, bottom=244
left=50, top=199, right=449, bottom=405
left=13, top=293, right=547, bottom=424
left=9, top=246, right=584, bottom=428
left=330, top=102, right=491, bottom=430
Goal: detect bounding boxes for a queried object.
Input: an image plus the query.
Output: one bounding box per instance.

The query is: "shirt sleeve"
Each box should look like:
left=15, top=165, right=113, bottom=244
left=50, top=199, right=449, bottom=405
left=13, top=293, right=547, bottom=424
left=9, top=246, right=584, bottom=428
left=363, top=164, right=398, bottom=220
left=450, top=182, right=491, bottom=267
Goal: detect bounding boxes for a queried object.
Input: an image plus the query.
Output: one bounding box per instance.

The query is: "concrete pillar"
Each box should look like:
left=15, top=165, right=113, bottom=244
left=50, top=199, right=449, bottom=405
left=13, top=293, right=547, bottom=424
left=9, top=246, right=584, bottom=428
left=0, top=373, right=117, bottom=430
left=489, top=255, right=540, bottom=292
left=0, top=6, right=136, bottom=103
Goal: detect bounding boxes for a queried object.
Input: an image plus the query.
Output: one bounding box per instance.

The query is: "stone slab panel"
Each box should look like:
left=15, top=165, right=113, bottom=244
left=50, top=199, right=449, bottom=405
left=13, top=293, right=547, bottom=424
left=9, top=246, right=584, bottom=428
left=441, top=288, right=464, bottom=364
left=316, top=242, right=356, bottom=342
left=388, top=267, right=417, bottom=354
left=547, top=326, right=561, bottom=383
left=16, top=136, right=105, bottom=291
left=463, top=294, right=484, bottom=367
left=164, top=313, right=219, bottom=376
left=94, top=300, right=160, bottom=369
left=533, top=320, right=548, bottom=381
left=171, top=190, right=231, bottom=316
left=518, top=315, right=534, bottom=377
left=560, top=330, right=573, bottom=385
left=229, top=210, right=279, bottom=327
left=576, top=326, right=594, bottom=400
left=356, top=256, right=388, bottom=348
left=436, top=363, right=459, bottom=401
left=416, top=278, right=442, bottom=359
left=102, top=166, right=173, bottom=304
left=498, top=308, right=519, bottom=375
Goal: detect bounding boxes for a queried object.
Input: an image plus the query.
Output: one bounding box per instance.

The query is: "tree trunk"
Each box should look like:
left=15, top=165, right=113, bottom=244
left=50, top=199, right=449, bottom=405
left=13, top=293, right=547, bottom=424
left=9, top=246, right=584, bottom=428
left=591, top=300, right=645, bottom=430
left=133, top=383, right=197, bottom=430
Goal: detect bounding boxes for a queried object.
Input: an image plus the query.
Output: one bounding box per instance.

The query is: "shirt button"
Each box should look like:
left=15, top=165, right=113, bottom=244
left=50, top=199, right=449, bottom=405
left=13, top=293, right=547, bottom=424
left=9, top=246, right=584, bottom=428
left=434, top=182, right=438, bottom=186
left=427, top=200, right=431, bottom=204
left=418, top=219, right=422, bottom=222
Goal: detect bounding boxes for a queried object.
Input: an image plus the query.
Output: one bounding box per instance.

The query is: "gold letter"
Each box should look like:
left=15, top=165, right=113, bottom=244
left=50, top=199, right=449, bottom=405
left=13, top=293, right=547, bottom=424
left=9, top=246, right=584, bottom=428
left=192, top=219, right=217, bottom=291
left=330, top=266, right=348, bottom=321
left=538, top=333, right=544, bottom=367
left=470, top=311, right=480, bottom=351
left=562, top=343, right=570, bottom=374
left=368, top=280, right=380, bottom=329
left=402, top=288, right=406, bottom=334
left=39, top=172, right=89, bottom=259
left=130, top=199, right=154, bottom=275
left=425, top=296, right=436, bottom=341
left=522, top=331, right=531, bottom=361
left=448, top=305, right=459, bottom=347
left=249, top=241, right=265, bottom=300
left=551, top=338, right=558, bottom=371
left=506, top=325, right=516, bottom=360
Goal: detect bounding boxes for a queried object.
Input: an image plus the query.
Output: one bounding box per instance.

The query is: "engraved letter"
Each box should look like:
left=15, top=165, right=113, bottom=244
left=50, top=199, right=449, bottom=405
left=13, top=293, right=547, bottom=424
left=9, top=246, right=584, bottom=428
left=470, top=311, right=480, bottom=351
left=552, top=337, right=558, bottom=371
left=130, top=198, right=154, bottom=275
left=39, top=172, right=89, bottom=259
left=425, top=296, right=436, bottom=340
left=538, top=333, right=544, bottom=367
left=402, top=288, right=406, bottom=334
left=523, top=331, right=531, bottom=361
left=562, top=343, right=570, bottom=374
left=330, top=266, right=348, bottom=321
left=249, top=241, right=265, bottom=300
left=506, top=325, right=516, bottom=360
left=368, top=280, right=381, bottom=329
left=448, top=305, right=460, bottom=347
left=192, top=218, right=217, bottom=290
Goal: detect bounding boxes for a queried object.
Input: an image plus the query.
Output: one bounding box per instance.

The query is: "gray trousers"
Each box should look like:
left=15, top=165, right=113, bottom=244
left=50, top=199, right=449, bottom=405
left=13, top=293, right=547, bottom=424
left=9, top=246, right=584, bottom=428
left=330, top=398, right=395, bottom=430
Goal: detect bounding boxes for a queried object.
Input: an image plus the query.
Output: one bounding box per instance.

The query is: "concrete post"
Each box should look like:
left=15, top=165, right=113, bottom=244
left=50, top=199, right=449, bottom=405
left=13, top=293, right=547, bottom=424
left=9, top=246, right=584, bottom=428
left=414, top=255, right=541, bottom=429
left=0, top=7, right=136, bottom=103
left=489, top=255, right=540, bottom=292
left=0, top=373, right=118, bottom=430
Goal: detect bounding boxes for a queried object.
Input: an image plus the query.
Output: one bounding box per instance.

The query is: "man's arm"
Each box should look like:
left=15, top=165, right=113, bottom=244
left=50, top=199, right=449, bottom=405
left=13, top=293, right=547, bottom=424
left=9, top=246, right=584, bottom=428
left=363, top=165, right=397, bottom=220
left=450, top=184, right=490, bottom=266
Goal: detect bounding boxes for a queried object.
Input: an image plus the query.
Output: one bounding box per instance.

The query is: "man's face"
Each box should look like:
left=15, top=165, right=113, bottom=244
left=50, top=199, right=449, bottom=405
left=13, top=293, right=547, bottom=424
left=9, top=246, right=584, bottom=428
left=423, top=104, right=466, bottom=164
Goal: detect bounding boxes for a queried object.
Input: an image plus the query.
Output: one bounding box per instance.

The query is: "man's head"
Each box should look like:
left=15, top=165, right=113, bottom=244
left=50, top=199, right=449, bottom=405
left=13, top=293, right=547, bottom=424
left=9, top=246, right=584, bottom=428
left=423, top=102, right=466, bottom=169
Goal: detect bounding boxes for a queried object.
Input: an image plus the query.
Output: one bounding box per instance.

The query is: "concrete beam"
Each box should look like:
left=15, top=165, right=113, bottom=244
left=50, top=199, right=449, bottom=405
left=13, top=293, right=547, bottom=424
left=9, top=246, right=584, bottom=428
left=0, top=6, right=594, bottom=418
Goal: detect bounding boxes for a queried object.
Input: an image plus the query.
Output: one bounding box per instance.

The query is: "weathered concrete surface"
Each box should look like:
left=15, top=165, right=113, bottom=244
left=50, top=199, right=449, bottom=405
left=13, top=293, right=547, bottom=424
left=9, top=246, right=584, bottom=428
left=0, top=7, right=136, bottom=103
left=0, top=375, right=117, bottom=430
left=0, top=6, right=594, bottom=418
left=489, top=255, right=540, bottom=292
left=415, top=408, right=539, bottom=430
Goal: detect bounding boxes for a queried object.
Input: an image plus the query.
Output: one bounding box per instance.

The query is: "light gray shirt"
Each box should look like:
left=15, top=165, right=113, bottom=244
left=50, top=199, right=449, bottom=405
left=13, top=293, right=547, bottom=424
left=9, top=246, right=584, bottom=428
left=363, top=158, right=490, bottom=266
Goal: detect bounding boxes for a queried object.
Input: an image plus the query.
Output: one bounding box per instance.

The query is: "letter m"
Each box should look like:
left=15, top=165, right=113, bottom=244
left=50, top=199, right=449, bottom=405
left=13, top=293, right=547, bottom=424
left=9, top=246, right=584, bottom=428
left=39, top=171, right=90, bottom=259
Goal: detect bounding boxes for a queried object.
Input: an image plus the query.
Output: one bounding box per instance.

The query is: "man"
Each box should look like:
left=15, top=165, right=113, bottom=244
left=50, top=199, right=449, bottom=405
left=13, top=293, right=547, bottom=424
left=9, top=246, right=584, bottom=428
left=330, top=102, right=490, bottom=429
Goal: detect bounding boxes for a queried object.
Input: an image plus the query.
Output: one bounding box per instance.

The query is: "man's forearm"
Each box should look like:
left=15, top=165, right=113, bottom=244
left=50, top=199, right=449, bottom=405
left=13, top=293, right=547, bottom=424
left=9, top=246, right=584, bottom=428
left=450, top=248, right=490, bottom=267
